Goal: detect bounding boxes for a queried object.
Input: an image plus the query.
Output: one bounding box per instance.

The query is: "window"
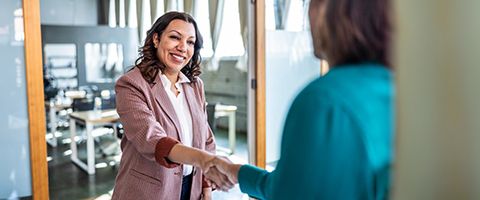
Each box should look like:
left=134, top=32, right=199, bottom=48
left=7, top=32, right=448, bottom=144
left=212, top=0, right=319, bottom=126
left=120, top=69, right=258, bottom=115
left=215, top=0, right=245, bottom=58
left=84, top=43, right=124, bottom=83
left=193, top=0, right=214, bottom=58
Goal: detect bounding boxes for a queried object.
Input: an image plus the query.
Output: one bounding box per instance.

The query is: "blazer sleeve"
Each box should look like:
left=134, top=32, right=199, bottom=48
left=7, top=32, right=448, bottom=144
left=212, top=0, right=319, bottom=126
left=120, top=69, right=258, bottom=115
left=116, top=75, right=180, bottom=168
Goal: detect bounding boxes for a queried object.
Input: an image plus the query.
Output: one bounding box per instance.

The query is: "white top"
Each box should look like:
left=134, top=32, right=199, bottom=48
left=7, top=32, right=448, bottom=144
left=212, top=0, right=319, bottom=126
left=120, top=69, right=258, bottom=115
left=160, top=73, right=193, bottom=176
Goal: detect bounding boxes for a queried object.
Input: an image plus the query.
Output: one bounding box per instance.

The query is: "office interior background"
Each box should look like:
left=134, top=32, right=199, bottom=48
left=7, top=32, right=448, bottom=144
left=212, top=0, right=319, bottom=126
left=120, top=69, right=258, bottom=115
left=1, top=0, right=480, bottom=199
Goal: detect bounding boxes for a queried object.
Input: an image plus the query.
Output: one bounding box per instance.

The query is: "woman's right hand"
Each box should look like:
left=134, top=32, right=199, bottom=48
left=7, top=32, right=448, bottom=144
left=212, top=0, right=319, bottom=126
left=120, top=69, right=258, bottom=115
left=204, top=156, right=240, bottom=191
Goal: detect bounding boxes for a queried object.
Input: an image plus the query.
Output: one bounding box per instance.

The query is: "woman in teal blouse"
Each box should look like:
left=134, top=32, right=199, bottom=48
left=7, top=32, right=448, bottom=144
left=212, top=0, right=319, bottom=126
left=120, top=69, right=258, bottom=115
left=204, top=0, right=394, bottom=199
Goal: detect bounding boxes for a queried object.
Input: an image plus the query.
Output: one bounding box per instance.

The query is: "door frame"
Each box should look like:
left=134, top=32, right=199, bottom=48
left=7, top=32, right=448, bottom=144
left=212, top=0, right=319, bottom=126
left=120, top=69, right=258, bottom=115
left=247, top=0, right=266, bottom=168
left=23, top=0, right=49, bottom=199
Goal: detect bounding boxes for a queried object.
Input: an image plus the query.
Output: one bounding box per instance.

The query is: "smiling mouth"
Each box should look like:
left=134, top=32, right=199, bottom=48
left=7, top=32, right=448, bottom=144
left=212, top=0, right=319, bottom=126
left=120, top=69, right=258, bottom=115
left=170, top=53, right=186, bottom=63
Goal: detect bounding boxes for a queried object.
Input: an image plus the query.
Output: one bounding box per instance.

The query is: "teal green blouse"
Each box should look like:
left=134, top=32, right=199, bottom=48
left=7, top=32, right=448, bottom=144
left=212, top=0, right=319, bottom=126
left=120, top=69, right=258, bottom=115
left=238, top=63, right=395, bottom=200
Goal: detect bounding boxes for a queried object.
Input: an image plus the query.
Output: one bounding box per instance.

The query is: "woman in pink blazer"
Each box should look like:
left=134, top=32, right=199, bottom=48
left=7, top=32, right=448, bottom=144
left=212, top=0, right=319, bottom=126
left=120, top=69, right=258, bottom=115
left=111, top=12, right=231, bottom=200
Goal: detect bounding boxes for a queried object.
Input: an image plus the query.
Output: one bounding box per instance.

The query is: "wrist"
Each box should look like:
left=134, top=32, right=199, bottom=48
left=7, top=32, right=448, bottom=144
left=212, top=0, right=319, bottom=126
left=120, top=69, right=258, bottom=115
left=197, top=151, right=214, bottom=170
left=230, top=164, right=242, bottom=183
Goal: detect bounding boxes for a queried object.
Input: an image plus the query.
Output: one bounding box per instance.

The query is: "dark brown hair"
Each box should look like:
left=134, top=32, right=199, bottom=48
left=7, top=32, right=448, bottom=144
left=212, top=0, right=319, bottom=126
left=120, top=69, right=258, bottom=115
left=319, top=0, right=392, bottom=67
left=135, top=11, right=203, bottom=83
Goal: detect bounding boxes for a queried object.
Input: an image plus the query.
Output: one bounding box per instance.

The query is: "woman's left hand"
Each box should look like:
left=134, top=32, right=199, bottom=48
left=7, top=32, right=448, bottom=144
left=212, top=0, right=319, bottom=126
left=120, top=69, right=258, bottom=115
left=202, top=187, right=212, bottom=200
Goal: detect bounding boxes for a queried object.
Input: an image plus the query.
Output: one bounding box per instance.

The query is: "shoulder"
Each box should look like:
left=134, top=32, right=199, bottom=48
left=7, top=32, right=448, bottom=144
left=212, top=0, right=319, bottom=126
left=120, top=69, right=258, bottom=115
left=117, top=67, right=145, bottom=85
left=188, top=76, right=205, bottom=91
left=193, top=76, right=204, bottom=87
left=115, top=67, right=151, bottom=92
left=286, top=75, right=352, bottom=125
left=293, top=77, right=339, bottom=107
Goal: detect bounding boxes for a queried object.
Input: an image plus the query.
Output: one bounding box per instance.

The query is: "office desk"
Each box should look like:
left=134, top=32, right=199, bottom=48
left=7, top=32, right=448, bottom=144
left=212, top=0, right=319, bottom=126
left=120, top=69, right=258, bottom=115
left=214, top=104, right=237, bottom=154
left=69, top=109, right=119, bottom=175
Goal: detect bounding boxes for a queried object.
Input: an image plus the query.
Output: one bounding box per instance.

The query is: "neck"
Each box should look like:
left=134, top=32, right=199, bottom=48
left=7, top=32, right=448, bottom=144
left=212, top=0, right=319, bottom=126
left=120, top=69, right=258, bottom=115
left=163, top=70, right=179, bottom=85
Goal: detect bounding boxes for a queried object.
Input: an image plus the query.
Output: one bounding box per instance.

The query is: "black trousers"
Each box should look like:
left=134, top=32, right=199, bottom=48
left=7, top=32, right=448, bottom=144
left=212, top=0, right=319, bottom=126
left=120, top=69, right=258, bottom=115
left=180, top=173, right=193, bottom=200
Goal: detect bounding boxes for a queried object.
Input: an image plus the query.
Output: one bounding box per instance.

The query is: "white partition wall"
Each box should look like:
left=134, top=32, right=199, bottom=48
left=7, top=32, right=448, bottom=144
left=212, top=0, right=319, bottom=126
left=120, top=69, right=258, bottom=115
left=393, top=0, right=480, bottom=199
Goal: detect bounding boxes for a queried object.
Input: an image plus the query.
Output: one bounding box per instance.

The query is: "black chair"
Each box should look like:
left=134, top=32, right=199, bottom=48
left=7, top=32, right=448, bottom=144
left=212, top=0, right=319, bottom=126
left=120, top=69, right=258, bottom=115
left=206, top=102, right=218, bottom=133
left=72, top=98, right=95, bottom=111
left=101, top=94, right=116, bottom=110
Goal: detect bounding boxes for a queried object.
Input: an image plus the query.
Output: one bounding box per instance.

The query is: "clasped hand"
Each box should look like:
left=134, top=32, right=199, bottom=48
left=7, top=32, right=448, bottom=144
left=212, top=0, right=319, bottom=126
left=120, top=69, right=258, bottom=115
left=201, top=156, right=242, bottom=192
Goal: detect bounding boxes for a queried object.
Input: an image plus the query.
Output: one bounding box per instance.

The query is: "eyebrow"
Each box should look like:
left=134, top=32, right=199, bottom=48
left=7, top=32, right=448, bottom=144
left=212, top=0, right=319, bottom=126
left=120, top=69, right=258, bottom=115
left=168, top=30, right=195, bottom=39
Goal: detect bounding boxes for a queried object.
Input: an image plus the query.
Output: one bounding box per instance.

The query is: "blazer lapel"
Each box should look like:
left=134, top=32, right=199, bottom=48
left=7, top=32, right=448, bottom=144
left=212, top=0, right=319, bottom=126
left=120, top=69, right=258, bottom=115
left=151, top=74, right=184, bottom=142
left=183, top=83, right=202, bottom=149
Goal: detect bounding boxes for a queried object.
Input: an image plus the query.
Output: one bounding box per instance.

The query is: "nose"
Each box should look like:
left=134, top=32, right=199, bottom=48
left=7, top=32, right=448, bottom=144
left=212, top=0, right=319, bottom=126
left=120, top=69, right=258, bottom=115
left=176, top=40, right=188, bottom=52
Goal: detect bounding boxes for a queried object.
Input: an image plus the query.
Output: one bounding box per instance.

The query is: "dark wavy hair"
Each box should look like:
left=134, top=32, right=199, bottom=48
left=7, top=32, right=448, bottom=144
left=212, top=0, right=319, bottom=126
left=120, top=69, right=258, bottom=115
left=316, top=0, right=392, bottom=67
left=135, top=11, right=203, bottom=83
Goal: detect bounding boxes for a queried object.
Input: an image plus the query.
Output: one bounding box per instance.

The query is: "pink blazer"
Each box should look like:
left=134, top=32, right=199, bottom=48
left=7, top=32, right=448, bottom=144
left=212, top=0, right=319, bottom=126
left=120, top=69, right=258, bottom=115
left=111, top=67, right=215, bottom=200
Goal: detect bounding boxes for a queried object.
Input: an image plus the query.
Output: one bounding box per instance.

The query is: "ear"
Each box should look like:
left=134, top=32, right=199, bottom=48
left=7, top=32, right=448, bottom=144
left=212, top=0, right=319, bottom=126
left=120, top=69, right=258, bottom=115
left=153, top=33, right=159, bottom=47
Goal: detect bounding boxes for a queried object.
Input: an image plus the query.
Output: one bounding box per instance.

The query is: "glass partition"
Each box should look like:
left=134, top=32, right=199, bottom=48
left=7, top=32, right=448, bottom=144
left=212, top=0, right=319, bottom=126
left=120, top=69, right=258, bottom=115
left=0, top=0, right=32, bottom=198
left=265, top=0, right=321, bottom=168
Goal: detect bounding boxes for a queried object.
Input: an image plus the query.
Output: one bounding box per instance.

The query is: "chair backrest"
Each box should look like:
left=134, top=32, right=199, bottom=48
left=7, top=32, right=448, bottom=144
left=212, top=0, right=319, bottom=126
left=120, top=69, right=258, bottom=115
left=206, top=103, right=217, bottom=132
left=101, top=95, right=116, bottom=110
left=72, top=98, right=94, bottom=111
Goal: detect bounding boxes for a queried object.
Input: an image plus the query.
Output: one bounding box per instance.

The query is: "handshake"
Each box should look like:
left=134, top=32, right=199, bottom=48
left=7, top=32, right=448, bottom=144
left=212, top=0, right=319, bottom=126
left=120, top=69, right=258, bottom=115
left=200, top=155, right=243, bottom=192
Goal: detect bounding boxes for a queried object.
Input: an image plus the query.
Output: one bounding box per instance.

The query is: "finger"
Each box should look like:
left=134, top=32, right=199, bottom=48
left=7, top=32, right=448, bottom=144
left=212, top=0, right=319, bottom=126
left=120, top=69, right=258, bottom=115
left=217, top=172, right=234, bottom=191
left=207, top=169, right=230, bottom=191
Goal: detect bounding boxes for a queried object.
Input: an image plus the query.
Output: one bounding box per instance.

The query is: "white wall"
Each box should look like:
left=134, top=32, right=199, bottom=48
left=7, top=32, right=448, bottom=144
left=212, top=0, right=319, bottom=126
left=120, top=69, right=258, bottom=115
left=393, top=0, right=480, bottom=199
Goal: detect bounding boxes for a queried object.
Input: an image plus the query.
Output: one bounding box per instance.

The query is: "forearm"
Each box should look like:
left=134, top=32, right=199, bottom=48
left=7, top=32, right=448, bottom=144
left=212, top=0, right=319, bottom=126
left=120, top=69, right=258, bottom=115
left=168, top=143, right=214, bottom=169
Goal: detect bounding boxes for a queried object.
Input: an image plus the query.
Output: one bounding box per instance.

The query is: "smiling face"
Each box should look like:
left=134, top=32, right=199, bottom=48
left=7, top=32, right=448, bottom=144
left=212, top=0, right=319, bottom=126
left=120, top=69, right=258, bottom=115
left=153, top=19, right=196, bottom=76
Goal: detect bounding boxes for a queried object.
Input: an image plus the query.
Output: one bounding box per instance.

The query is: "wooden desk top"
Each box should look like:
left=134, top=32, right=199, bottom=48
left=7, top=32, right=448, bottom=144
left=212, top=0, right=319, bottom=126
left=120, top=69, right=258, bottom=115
left=69, top=109, right=119, bottom=124
left=45, top=100, right=72, bottom=110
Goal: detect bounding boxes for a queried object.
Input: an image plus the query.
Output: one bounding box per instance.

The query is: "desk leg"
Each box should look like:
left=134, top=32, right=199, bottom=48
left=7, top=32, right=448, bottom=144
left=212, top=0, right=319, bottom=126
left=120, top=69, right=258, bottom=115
left=228, top=112, right=236, bottom=154
left=47, top=105, right=58, bottom=147
left=70, top=119, right=95, bottom=175
left=86, top=123, right=95, bottom=175
left=70, top=118, right=78, bottom=162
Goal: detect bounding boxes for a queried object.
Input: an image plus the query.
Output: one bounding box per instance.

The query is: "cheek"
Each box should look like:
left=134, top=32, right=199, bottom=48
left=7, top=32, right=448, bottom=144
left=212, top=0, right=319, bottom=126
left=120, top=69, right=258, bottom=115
left=187, top=48, right=195, bottom=60
left=156, top=48, right=164, bottom=59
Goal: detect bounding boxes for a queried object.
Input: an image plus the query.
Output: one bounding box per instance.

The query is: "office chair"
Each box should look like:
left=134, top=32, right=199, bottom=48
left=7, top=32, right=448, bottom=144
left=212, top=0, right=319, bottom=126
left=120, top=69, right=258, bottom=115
left=206, top=102, right=218, bottom=133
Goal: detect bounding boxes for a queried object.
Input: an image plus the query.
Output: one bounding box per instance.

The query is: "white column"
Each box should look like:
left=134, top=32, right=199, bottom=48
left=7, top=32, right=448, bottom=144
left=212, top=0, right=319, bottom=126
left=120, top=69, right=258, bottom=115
left=108, top=0, right=117, bottom=27
left=139, top=0, right=152, bottom=41
left=154, top=0, right=165, bottom=20
left=118, top=0, right=126, bottom=27
left=127, top=0, right=138, bottom=28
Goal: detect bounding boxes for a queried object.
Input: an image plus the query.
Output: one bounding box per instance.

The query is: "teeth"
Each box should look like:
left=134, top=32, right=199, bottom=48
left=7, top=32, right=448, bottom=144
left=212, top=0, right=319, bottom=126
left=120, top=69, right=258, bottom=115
left=172, top=54, right=184, bottom=60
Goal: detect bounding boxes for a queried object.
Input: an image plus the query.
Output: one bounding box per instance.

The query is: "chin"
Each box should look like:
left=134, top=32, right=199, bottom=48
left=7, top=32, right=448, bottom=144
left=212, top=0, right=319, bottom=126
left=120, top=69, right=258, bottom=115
left=166, top=63, right=184, bottom=71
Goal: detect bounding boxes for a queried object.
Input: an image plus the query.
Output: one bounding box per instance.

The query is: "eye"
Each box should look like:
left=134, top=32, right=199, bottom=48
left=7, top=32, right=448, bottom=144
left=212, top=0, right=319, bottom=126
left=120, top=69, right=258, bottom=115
left=187, top=41, right=195, bottom=46
left=169, top=35, right=180, bottom=40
